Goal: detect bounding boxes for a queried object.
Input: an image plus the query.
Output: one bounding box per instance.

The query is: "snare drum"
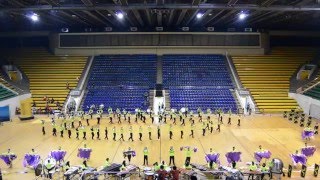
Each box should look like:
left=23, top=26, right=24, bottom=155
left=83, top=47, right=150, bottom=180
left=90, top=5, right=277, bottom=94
left=144, top=171, right=154, bottom=180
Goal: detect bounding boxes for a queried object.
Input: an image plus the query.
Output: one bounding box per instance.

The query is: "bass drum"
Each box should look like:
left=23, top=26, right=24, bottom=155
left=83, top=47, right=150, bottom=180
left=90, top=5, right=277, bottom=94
left=34, top=164, right=43, bottom=176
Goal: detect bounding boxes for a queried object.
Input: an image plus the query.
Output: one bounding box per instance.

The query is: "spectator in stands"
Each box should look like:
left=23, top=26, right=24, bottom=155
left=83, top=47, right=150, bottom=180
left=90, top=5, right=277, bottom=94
left=66, top=82, right=70, bottom=90
left=50, top=98, right=55, bottom=104
left=156, top=165, right=168, bottom=180
left=170, top=166, right=180, bottom=180
left=315, top=123, right=319, bottom=135
left=32, top=101, right=36, bottom=107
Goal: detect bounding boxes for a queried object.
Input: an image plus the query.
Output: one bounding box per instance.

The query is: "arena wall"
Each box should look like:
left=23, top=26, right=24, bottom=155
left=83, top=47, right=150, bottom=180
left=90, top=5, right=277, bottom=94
left=49, top=32, right=266, bottom=55
left=0, top=93, right=31, bottom=120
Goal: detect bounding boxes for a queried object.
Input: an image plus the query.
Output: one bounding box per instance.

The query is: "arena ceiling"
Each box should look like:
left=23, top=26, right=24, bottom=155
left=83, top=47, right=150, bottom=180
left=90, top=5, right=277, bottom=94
left=0, top=0, right=320, bottom=31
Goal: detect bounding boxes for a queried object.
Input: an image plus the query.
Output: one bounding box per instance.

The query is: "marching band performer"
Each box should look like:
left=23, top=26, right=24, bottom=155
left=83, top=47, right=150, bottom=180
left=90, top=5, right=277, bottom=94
left=128, top=126, right=134, bottom=141
left=169, top=146, right=175, bottom=166
left=41, top=120, right=46, bottom=135
left=113, top=126, right=117, bottom=141
left=143, top=147, right=149, bottom=166
left=148, top=125, right=152, bottom=140
left=139, top=126, right=143, bottom=141
left=119, top=127, right=124, bottom=141
left=104, top=127, right=108, bottom=140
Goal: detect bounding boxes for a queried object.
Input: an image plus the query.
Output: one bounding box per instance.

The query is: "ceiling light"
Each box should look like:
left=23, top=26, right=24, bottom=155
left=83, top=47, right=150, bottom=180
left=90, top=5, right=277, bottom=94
left=239, top=12, right=248, bottom=20
left=29, top=13, right=39, bottom=22
left=208, top=13, right=212, bottom=16
left=196, top=13, right=203, bottom=19
left=116, top=12, right=124, bottom=19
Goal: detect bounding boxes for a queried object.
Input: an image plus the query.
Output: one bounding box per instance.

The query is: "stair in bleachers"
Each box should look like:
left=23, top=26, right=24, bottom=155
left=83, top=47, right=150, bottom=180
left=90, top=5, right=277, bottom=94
left=232, top=47, right=317, bottom=113
left=156, top=55, right=163, bottom=84
left=83, top=55, right=157, bottom=111
left=2, top=48, right=87, bottom=110
left=163, top=55, right=237, bottom=112
left=164, top=90, right=171, bottom=110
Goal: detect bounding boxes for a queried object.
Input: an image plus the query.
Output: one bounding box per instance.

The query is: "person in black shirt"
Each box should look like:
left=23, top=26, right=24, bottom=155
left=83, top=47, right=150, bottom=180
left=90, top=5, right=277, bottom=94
left=104, top=127, right=108, bottom=140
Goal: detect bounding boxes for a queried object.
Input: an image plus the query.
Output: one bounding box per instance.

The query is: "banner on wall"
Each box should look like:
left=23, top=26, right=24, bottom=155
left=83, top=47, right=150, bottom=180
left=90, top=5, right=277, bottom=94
left=0, top=106, right=10, bottom=122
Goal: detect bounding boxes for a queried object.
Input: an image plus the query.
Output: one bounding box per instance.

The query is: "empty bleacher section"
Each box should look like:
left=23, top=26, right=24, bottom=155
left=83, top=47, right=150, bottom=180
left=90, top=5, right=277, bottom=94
left=0, top=85, right=16, bottom=101
left=232, top=47, right=317, bottom=113
left=3, top=48, right=87, bottom=110
left=163, top=55, right=237, bottom=112
left=83, top=55, right=157, bottom=111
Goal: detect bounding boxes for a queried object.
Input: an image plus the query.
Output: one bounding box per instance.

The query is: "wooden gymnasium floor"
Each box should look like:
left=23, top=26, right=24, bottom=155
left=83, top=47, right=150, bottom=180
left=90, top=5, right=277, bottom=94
left=0, top=113, right=319, bottom=179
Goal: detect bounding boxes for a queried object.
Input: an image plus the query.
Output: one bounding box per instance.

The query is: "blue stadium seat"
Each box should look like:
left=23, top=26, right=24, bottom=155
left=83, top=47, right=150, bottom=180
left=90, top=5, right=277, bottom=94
left=162, top=55, right=237, bottom=112
left=83, top=55, right=157, bottom=111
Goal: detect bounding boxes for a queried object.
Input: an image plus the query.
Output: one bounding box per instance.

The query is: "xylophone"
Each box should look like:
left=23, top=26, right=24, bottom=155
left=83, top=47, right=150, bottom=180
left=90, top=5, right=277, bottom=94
left=116, top=164, right=139, bottom=178
left=99, top=163, right=122, bottom=175
left=190, top=163, right=208, bottom=171
left=64, top=166, right=81, bottom=180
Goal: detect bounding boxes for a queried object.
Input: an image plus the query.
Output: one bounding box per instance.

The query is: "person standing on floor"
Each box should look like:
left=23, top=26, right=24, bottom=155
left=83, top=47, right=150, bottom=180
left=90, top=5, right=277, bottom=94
left=148, top=125, right=152, bottom=140
left=169, top=124, right=173, bottom=140
left=139, top=126, right=143, bottom=141
left=113, top=126, right=116, bottom=141
left=104, top=127, right=108, bottom=140
left=143, top=147, right=149, bottom=166
left=128, top=126, right=134, bottom=141
left=169, top=146, right=175, bottom=166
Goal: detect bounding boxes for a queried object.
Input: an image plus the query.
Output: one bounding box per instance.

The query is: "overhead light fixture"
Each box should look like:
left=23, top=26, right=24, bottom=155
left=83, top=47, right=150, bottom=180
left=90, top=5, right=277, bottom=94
left=71, top=14, right=77, bottom=18
left=107, top=14, right=111, bottom=16
left=208, top=13, right=212, bottom=16
left=116, top=12, right=124, bottom=19
left=238, top=12, right=248, bottom=20
left=196, top=13, right=203, bottom=19
left=29, top=13, right=39, bottom=22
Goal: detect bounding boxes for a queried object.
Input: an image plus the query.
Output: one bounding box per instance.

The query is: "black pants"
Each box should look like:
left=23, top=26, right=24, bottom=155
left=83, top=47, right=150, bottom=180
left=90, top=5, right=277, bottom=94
left=128, top=155, right=132, bottom=163
left=71, top=122, right=74, bottom=128
left=181, top=120, right=185, bottom=126
left=185, top=157, right=191, bottom=164
left=143, top=155, right=148, bottom=165
left=86, top=119, right=89, bottom=126
left=53, top=128, right=57, bottom=136
left=119, top=134, right=124, bottom=141
left=210, top=127, right=213, bottom=133
left=149, top=132, right=151, bottom=140
left=105, top=131, right=108, bottom=139
left=79, top=121, right=82, bottom=127
left=83, top=132, right=86, bottom=139
left=60, top=131, right=63, bottom=137
left=76, top=132, right=79, bottom=139
left=190, top=130, right=194, bottom=138
left=238, top=120, right=240, bottom=126
left=91, top=132, right=94, bottom=139
left=139, top=133, right=142, bottom=141
left=169, top=131, right=173, bottom=139
left=129, top=133, right=134, bottom=141
left=169, top=156, right=175, bottom=166
left=68, top=130, right=71, bottom=138
left=202, top=129, right=205, bottom=136
left=158, top=132, right=160, bottom=139
left=97, top=132, right=100, bottom=139
left=97, top=118, right=100, bottom=124
left=228, top=118, right=231, bottom=125
left=42, top=127, right=45, bottom=135
left=113, top=133, right=116, bottom=141
left=181, top=131, right=183, bottom=139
